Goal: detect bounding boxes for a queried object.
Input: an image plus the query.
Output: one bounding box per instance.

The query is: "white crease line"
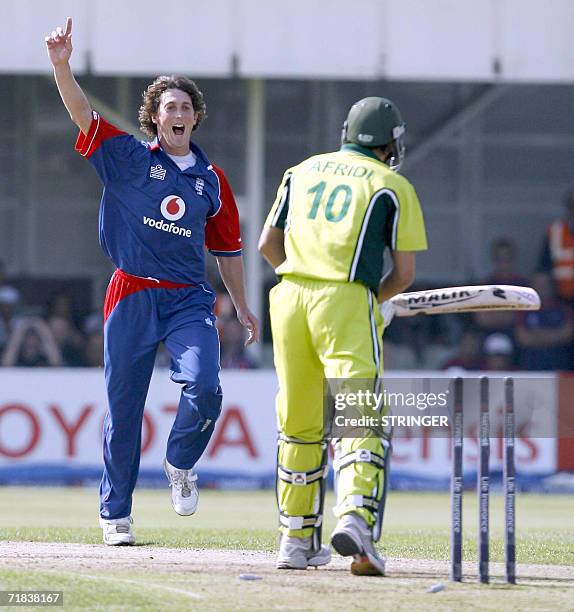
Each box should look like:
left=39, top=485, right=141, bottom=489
left=37, top=568, right=202, bottom=600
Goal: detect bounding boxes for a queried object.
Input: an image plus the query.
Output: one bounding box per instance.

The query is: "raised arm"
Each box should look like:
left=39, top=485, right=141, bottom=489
left=45, top=17, right=92, bottom=134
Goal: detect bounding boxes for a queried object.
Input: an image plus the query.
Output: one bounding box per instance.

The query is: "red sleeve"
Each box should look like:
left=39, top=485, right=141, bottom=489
left=75, top=111, right=127, bottom=158
left=205, top=165, right=242, bottom=257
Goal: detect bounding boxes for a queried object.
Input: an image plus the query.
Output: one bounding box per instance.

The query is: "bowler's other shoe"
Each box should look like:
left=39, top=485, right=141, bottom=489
left=163, top=457, right=199, bottom=516
left=99, top=516, right=135, bottom=546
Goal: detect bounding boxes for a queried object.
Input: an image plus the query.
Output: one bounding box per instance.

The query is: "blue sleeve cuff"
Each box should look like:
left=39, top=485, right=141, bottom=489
left=209, top=249, right=242, bottom=257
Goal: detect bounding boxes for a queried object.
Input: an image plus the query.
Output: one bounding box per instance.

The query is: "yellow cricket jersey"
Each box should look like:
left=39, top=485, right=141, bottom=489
left=265, top=144, right=428, bottom=293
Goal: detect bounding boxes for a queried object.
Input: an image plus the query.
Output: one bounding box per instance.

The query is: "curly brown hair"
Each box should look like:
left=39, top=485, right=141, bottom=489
left=138, top=75, right=207, bottom=137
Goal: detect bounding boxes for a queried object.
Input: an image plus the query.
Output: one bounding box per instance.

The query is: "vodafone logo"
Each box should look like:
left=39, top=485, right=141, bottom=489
left=160, top=195, right=186, bottom=221
left=143, top=195, right=191, bottom=238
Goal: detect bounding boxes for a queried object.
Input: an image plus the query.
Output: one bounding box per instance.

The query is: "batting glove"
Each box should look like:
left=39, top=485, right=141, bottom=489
left=379, top=300, right=395, bottom=329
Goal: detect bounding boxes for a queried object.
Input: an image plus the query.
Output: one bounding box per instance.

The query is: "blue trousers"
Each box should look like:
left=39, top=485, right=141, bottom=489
left=99, top=271, right=222, bottom=519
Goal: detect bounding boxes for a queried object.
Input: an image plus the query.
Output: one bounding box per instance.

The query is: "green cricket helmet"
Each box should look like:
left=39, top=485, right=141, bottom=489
left=341, top=97, right=406, bottom=171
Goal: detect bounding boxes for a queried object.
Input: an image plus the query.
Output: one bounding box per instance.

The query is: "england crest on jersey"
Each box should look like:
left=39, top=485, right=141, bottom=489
left=150, top=164, right=167, bottom=180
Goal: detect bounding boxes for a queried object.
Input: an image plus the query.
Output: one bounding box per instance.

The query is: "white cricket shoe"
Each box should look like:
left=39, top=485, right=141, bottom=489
left=99, top=516, right=135, bottom=546
left=163, top=458, right=199, bottom=516
left=276, top=535, right=332, bottom=570
left=330, top=513, right=385, bottom=576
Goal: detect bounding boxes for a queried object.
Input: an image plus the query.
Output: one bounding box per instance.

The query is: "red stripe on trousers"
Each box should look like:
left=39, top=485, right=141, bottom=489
left=103, top=269, right=195, bottom=322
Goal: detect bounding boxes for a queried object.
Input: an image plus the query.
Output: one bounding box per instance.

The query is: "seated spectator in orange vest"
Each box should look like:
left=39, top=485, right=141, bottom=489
left=482, top=333, right=516, bottom=371
left=515, top=272, right=574, bottom=371
left=539, top=188, right=574, bottom=302
left=474, top=237, right=528, bottom=337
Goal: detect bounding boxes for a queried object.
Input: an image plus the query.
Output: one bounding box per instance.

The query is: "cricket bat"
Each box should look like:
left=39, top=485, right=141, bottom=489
left=390, top=285, right=540, bottom=317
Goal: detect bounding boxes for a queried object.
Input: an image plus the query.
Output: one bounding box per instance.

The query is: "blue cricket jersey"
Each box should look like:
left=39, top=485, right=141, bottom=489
left=75, top=112, right=242, bottom=285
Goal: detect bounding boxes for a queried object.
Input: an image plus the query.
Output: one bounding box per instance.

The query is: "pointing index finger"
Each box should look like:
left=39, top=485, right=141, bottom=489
left=64, top=17, right=72, bottom=37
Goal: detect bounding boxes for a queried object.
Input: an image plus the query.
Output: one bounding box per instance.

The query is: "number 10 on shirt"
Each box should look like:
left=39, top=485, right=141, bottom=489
left=307, top=181, right=353, bottom=222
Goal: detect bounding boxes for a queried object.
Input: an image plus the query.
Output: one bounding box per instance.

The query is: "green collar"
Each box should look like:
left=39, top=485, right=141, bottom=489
left=340, top=143, right=381, bottom=162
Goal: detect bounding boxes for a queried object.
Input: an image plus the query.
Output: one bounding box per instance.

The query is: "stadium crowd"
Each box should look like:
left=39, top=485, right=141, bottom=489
left=386, top=228, right=574, bottom=371
left=2, top=190, right=574, bottom=372
left=0, top=260, right=255, bottom=370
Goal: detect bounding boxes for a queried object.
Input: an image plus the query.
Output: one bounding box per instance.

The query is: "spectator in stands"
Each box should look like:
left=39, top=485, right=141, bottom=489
left=216, top=293, right=256, bottom=369
left=382, top=339, right=417, bottom=370
left=1, top=317, right=62, bottom=367
left=539, top=188, right=574, bottom=303
left=0, top=285, right=22, bottom=355
left=79, top=308, right=103, bottom=367
left=0, top=260, right=17, bottom=293
left=0, top=260, right=23, bottom=351
left=474, top=237, right=528, bottom=338
left=481, top=333, right=515, bottom=371
left=45, top=291, right=86, bottom=366
left=515, top=272, right=574, bottom=371
left=219, top=318, right=256, bottom=369
left=441, top=329, right=483, bottom=371
left=482, top=237, right=527, bottom=286
left=84, top=331, right=104, bottom=368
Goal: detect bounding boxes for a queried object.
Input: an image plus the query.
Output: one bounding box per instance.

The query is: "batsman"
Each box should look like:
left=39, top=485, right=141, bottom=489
left=259, top=97, right=427, bottom=574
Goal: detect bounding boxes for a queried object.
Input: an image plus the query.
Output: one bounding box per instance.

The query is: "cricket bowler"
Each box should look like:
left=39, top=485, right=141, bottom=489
left=259, top=97, right=427, bottom=574
left=46, top=18, right=259, bottom=545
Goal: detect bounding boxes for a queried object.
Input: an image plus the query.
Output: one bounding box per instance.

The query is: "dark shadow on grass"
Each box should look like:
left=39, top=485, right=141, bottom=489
left=515, top=576, right=574, bottom=586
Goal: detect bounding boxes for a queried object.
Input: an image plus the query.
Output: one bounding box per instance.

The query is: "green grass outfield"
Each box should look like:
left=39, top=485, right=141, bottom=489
left=1, top=487, right=573, bottom=610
